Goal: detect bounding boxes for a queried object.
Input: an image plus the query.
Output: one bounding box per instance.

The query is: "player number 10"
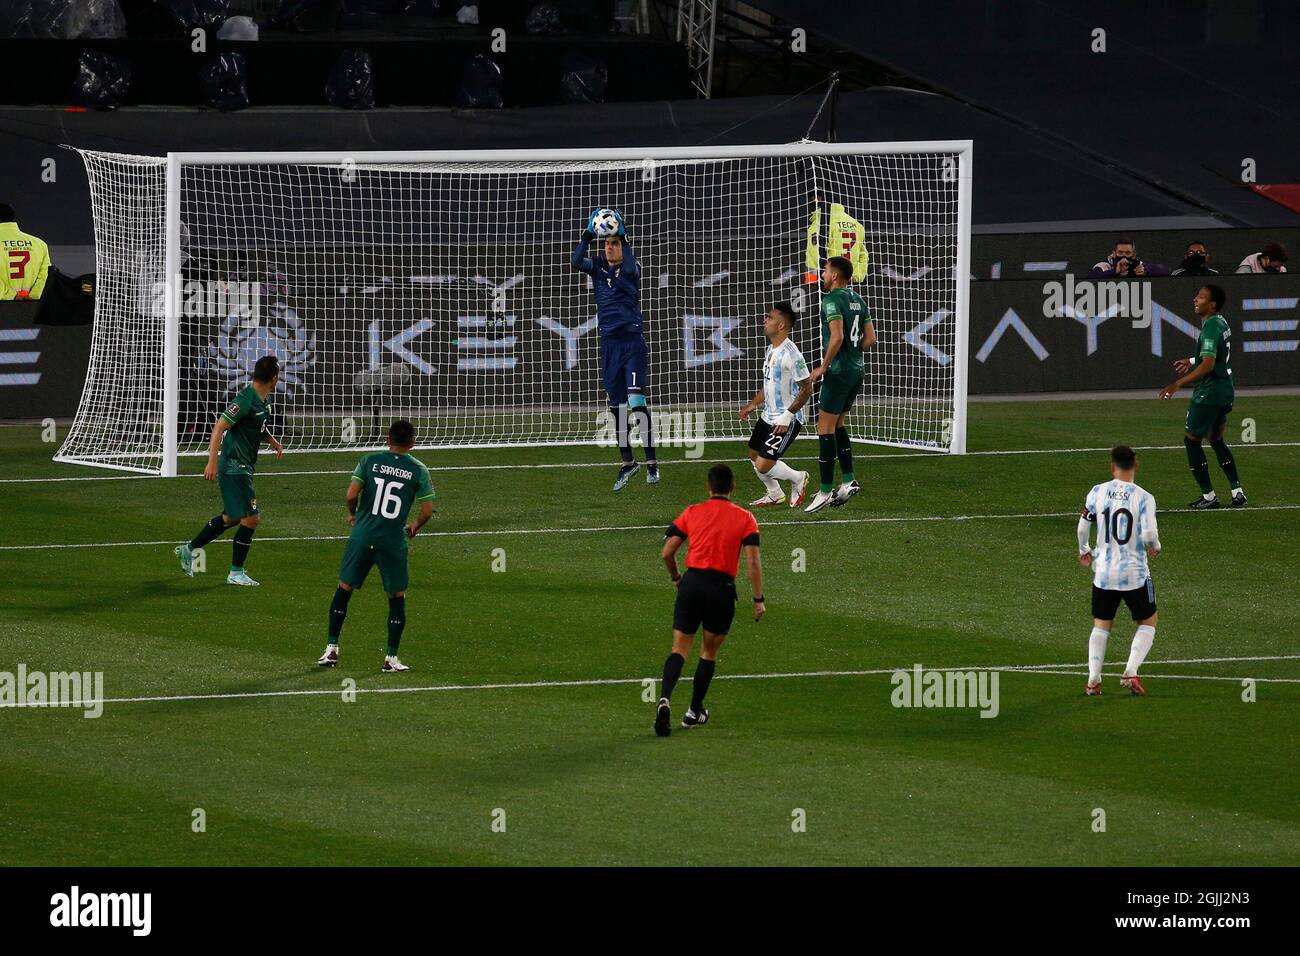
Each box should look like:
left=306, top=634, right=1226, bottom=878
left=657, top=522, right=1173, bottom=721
left=1100, top=506, right=1133, bottom=545
left=371, top=477, right=406, bottom=519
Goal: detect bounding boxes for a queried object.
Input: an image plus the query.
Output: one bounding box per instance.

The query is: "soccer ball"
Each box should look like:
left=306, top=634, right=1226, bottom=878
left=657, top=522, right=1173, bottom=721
left=590, top=208, right=622, bottom=238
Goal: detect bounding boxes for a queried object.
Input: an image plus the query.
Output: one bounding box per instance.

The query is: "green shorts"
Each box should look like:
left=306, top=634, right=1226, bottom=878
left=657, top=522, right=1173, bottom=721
left=338, top=536, right=409, bottom=594
left=818, top=369, right=864, bottom=416
left=218, top=472, right=259, bottom=519
left=1185, top=399, right=1232, bottom=439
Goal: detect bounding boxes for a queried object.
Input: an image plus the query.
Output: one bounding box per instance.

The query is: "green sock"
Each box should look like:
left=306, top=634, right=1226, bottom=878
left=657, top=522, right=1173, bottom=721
left=1211, top=439, right=1241, bottom=488
left=1184, top=438, right=1213, bottom=495
left=817, top=433, right=837, bottom=492
left=834, top=427, right=855, bottom=483
left=329, top=586, right=352, bottom=641
left=386, top=596, right=406, bottom=656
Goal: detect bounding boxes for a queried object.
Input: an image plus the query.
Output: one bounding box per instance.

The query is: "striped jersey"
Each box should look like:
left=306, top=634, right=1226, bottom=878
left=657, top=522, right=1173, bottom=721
left=761, top=339, right=811, bottom=425
left=1081, top=479, right=1160, bottom=591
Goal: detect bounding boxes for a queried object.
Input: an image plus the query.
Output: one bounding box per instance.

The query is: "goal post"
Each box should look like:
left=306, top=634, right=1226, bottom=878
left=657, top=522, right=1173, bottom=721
left=57, top=140, right=973, bottom=476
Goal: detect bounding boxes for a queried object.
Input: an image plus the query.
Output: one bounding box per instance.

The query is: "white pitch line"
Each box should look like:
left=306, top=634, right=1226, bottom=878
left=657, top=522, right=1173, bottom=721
left=2, top=657, right=1297, bottom=710
left=2, top=505, right=1298, bottom=552
left=4, top=441, right=1300, bottom=484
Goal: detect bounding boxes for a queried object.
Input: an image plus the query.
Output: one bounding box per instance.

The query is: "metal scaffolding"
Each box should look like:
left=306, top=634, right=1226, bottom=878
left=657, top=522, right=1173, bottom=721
left=677, top=0, right=720, bottom=98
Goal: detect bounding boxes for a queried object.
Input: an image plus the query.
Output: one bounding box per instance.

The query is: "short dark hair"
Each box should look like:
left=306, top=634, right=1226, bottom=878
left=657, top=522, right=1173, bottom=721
left=1203, top=284, right=1227, bottom=310
left=0, top=203, right=14, bottom=223
left=827, top=256, right=853, bottom=283
left=388, top=419, right=416, bottom=448
left=771, top=301, right=797, bottom=327
left=1111, top=445, right=1136, bottom=470
left=1113, top=237, right=1135, bottom=250
left=707, top=463, right=735, bottom=495
left=252, top=355, right=280, bottom=383
left=1262, top=241, right=1289, bottom=263
left=1186, top=239, right=1206, bottom=251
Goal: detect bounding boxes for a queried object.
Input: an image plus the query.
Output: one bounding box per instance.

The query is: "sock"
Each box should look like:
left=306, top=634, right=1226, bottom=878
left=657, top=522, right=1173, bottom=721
left=767, top=459, right=799, bottom=482
left=189, top=514, right=229, bottom=550
left=834, top=427, right=855, bottom=484
left=817, top=433, right=837, bottom=492
left=661, top=652, right=685, bottom=701
left=230, top=524, right=255, bottom=570
left=328, top=586, right=352, bottom=641
left=387, top=596, right=406, bottom=656
left=630, top=400, right=657, bottom=465
left=752, top=459, right=781, bottom=498
left=1184, top=438, right=1214, bottom=495
left=1124, top=625, right=1155, bottom=678
left=613, top=405, right=633, bottom=464
left=690, top=658, right=716, bottom=714
left=1210, top=439, right=1241, bottom=490
left=1087, top=626, right=1109, bottom=684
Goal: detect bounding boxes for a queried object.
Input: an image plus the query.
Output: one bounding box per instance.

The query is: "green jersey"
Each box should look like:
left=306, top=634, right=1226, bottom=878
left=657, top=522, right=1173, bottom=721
left=821, top=287, right=872, bottom=375
left=350, top=451, right=436, bottom=545
left=218, top=385, right=272, bottom=476
left=1192, top=313, right=1234, bottom=405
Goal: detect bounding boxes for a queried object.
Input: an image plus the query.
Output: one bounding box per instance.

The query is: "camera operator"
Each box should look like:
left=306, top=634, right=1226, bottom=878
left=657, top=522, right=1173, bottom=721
left=1089, top=238, right=1169, bottom=278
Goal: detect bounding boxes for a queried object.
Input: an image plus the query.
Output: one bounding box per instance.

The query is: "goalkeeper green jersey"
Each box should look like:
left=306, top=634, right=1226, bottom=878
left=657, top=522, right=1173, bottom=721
left=821, top=287, right=872, bottom=375
left=350, top=451, right=436, bottom=545
left=218, top=386, right=272, bottom=475
left=1191, top=313, right=1234, bottom=406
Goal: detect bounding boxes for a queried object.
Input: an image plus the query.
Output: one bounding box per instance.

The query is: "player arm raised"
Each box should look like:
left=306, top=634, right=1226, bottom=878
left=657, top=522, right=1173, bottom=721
left=571, top=224, right=596, bottom=273
left=1160, top=353, right=1214, bottom=399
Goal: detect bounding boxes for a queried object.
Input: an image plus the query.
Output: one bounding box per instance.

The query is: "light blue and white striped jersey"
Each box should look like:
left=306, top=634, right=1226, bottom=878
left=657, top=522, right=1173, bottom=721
left=1082, top=479, right=1160, bottom=591
left=761, top=339, right=811, bottom=425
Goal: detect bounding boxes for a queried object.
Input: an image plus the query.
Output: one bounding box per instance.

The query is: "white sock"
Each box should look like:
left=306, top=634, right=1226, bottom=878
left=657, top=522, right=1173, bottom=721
left=1203, top=491, right=1217, bottom=501
left=767, top=459, right=799, bottom=482
left=1232, top=486, right=1243, bottom=495
left=752, top=460, right=781, bottom=497
left=1087, top=627, right=1109, bottom=684
left=1124, top=625, right=1155, bottom=677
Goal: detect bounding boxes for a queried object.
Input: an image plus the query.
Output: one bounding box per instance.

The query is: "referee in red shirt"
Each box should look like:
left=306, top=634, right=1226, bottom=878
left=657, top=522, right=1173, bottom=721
left=655, top=463, right=765, bottom=736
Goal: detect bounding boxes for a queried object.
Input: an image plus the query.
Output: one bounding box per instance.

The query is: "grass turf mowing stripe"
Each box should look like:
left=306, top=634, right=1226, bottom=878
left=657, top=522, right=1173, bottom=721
left=4, top=504, right=1297, bottom=551
left=4, top=656, right=1297, bottom=709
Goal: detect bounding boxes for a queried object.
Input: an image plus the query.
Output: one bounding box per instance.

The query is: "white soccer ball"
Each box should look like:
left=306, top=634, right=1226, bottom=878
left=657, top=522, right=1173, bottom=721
left=591, top=208, right=621, bottom=238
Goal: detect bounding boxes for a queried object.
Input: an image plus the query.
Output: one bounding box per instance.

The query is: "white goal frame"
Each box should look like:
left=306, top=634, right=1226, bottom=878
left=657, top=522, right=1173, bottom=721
left=58, top=140, right=972, bottom=476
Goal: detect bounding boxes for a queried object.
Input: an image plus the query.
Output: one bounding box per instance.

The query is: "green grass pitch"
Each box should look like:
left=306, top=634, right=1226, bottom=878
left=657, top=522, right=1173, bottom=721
left=1, top=396, right=1297, bottom=866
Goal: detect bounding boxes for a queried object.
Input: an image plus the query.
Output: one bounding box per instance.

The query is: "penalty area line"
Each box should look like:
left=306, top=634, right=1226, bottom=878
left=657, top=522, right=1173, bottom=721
left=3, top=505, right=1300, bottom=552
left=3, top=656, right=1298, bottom=710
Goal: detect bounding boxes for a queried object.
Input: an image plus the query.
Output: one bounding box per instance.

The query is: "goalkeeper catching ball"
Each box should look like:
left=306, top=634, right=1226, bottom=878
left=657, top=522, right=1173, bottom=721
left=571, top=208, right=660, bottom=491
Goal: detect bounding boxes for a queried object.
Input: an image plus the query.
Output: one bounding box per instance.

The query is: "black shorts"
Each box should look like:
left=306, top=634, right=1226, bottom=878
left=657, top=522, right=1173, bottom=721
left=1091, top=579, right=1157, bottom=622
left=747, top=418, right=802, bottom=461
left=673, top=568, right=738, bottom=636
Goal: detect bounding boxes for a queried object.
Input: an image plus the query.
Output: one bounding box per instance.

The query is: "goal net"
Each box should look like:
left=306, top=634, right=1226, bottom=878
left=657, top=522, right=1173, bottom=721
left=57, top=142, right=971, bottom=475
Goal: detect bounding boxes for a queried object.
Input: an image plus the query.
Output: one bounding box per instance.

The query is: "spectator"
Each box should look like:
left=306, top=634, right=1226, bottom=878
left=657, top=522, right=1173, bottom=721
left=1088, top=238, right=1169, bottom=278
left=1237, top=241, right=1288, bottom=274
left=0, top=203, right=51, bottom=301
left=1171, top=240, right=1219, bottom=276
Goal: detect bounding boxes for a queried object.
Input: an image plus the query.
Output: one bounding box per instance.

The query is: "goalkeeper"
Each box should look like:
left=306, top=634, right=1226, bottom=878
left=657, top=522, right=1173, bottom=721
left=572, top=209, right=660, bottom=491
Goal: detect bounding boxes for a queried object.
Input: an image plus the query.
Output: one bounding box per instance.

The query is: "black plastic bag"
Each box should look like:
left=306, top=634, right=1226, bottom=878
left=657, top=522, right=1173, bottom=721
left=72, top=49, right=132, bottom=109
left=326, top=48, right=375, bottom=109
left=200, top=51, right=250, bottom=110
left=157, top=0, right=231, bottom=32
left=525, top=2, right=564, bottom=35
left=269, top=0, right=342, bottom=32
left=560, top=52, right=606, bottom=104
left=456, top=53, right=502, bottom=109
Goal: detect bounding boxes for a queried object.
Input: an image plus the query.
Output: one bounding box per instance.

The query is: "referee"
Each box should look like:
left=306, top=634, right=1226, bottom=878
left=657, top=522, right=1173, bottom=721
left=656, top=464, right=765, bottom=736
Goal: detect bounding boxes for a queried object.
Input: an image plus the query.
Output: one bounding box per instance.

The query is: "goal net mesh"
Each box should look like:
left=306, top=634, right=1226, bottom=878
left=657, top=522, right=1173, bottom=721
left=57, top=146, right=964, bottom=473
